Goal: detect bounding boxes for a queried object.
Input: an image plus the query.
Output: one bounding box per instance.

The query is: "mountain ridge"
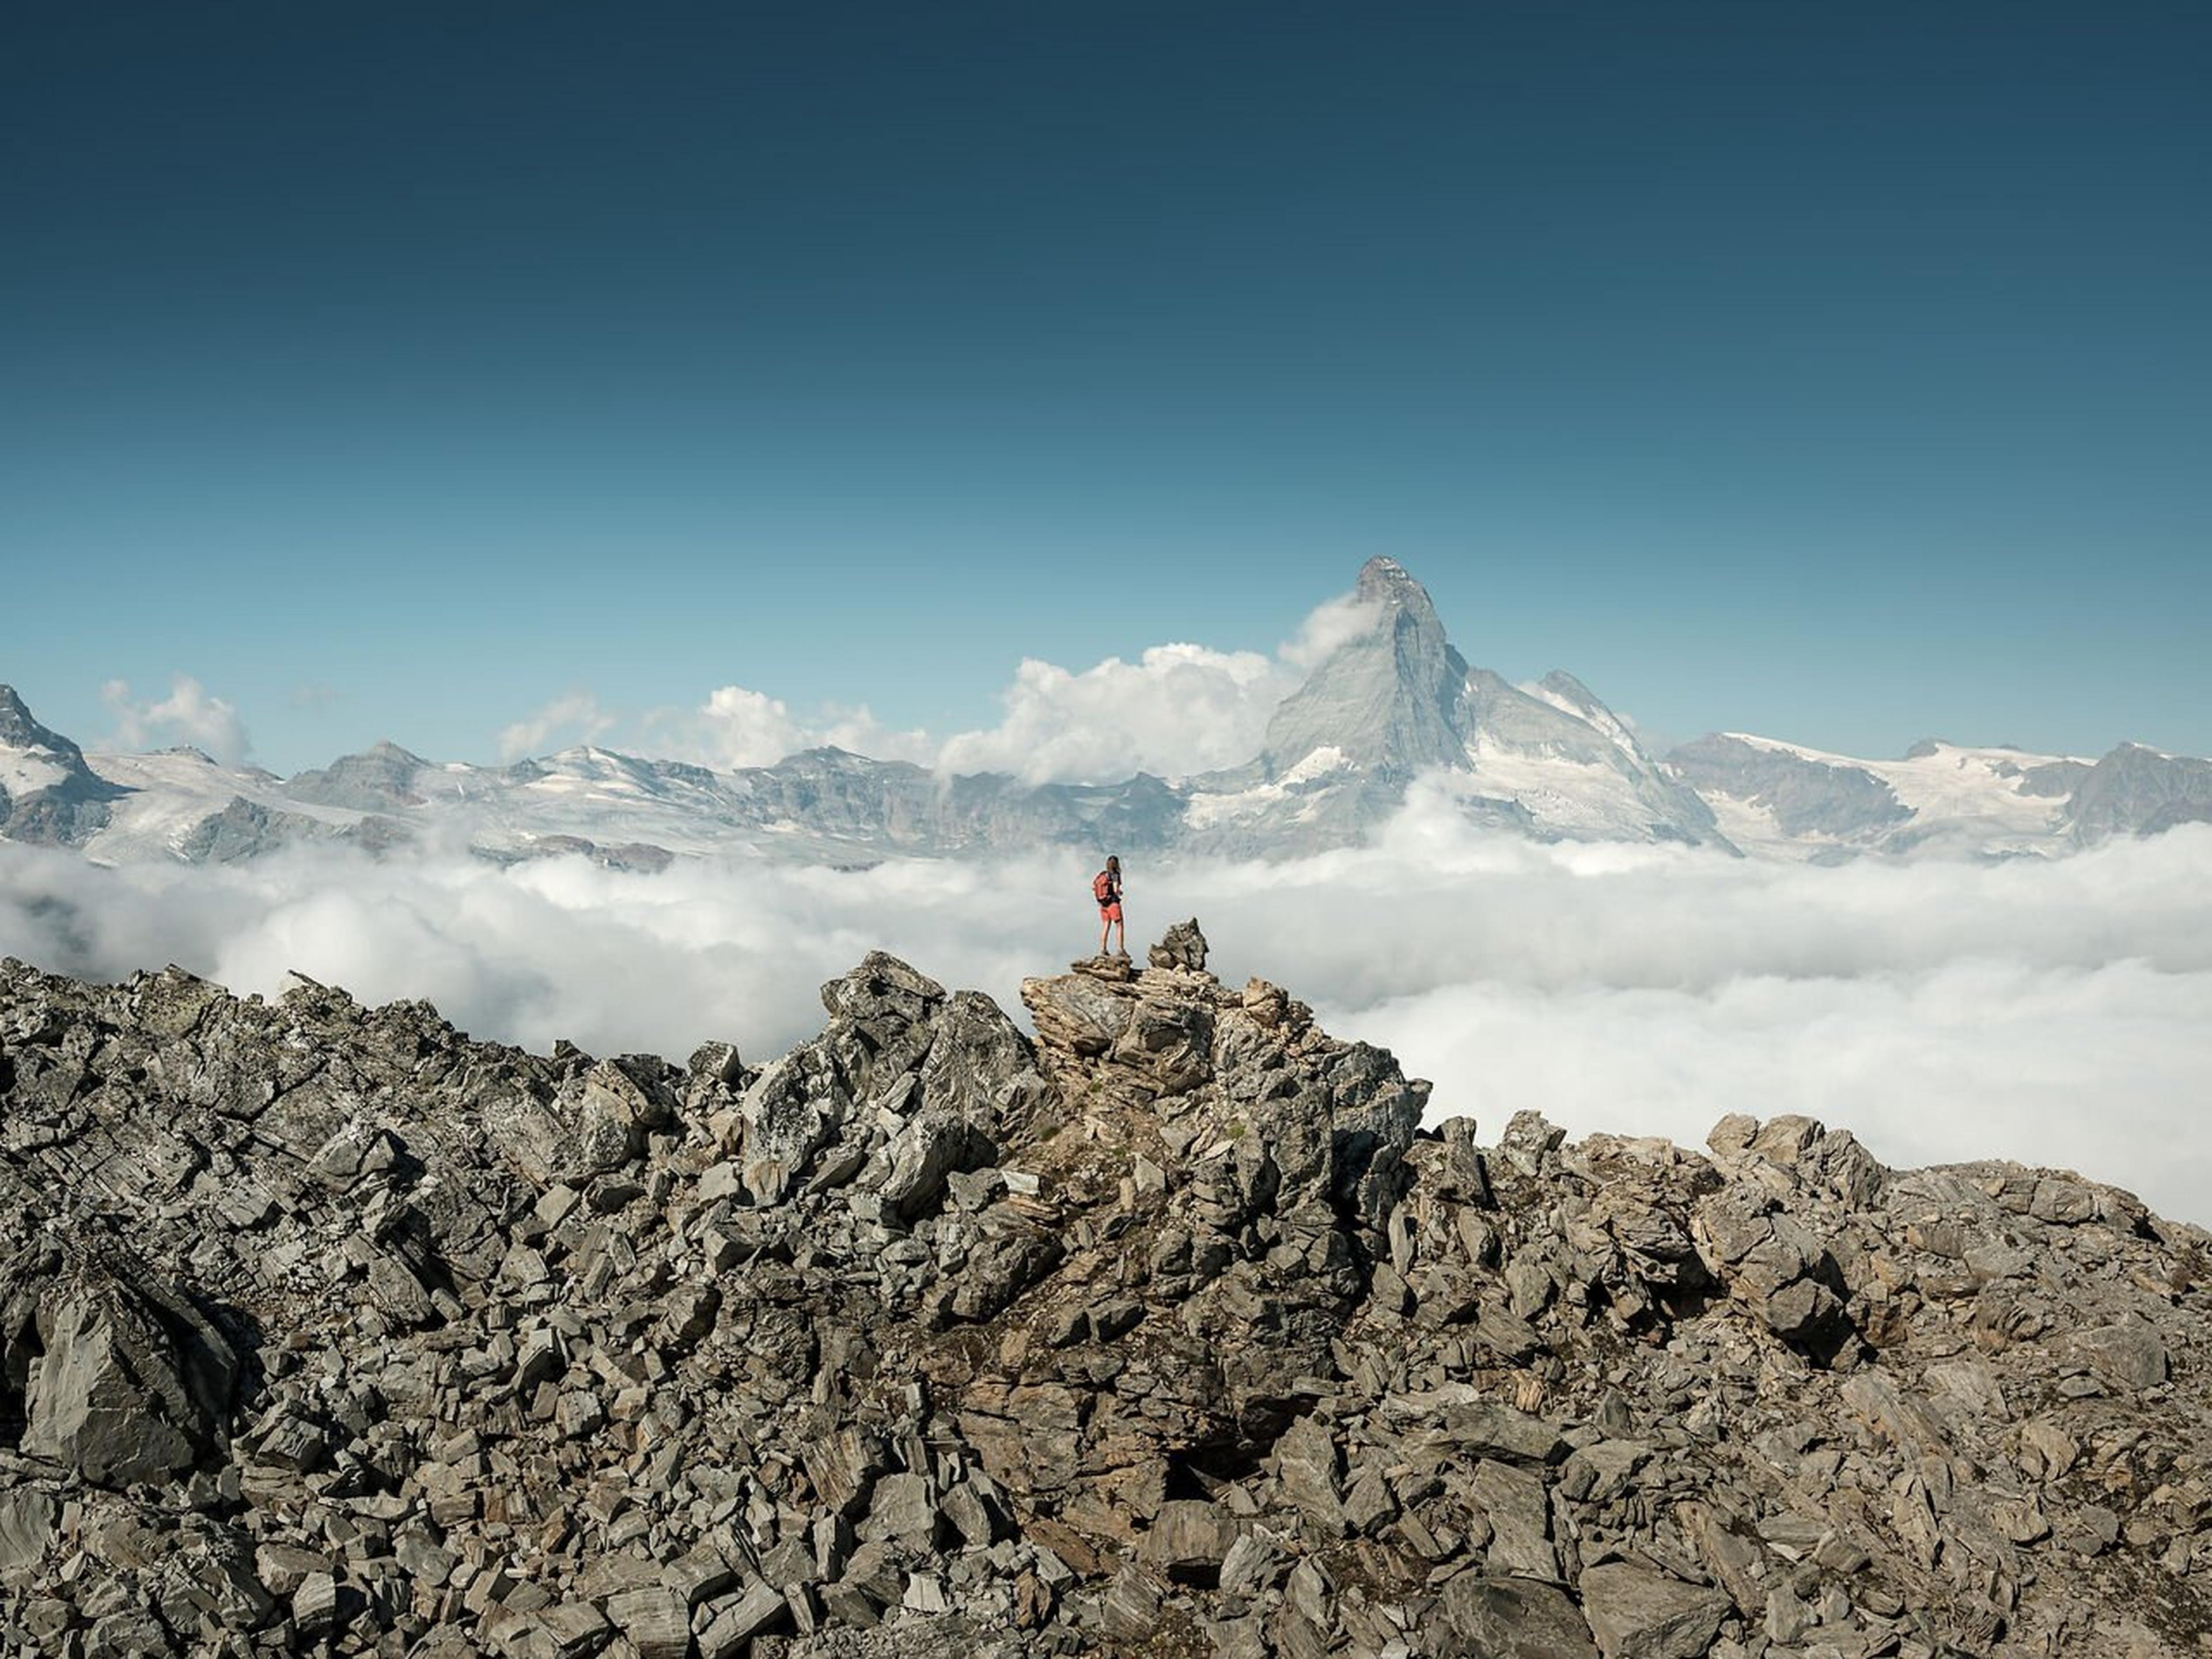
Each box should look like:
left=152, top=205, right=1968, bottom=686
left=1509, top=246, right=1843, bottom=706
left=3, top=560, right=2207, bottom=868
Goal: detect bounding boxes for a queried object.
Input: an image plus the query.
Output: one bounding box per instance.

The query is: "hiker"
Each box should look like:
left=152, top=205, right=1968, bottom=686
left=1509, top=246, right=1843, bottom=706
left=1093, top=854, right=1126, bottom=958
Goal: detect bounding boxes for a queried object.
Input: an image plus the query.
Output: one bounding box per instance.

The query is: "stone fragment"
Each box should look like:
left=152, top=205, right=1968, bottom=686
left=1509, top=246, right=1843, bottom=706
left=902, top=1572, right=950, bottom=1612
left=1578, top=1563, right=1732, bottom=1659
left=865, top=1471, right=938, bottom=1546
left=1471, top=1459, right=1556, bottom=1579
left=696, top=1161, right=744, bottom=1203
left=293, top=1571, right=342, bottom=1637
left=604, top=1585, right=688, bottom=1659
left=1219, top=1532, right=1286, bottom=1596
left=1383, top=1388, right=1569, bottom=1465
left=1101, top=1562, right=1162, bottom=1641
left=661, top=1543, right=736, bottom=1607
left=2071, top=1316, right=2168, bottom=1391
left=0, top=1490, right=56, bottom=1575
left=1439, top=1574, right=1599, bottom=1658
left=697, top=1579, right=786, bottom=1657
left=1272, top=1414, right=1345, bottom=1525
left=1142, top=1499, right=1232, bottom=1581
left=1148, top=919, right=1209, bottom=972
left=876, top=1108, right=995, bottom=1224
left=18, top=1264, right=235, bottom=1488
left=529, top=1601, right=615, bottom=1658
left=255, top=1542, right=330, bottom=1599
left=688, top=1039, right=744, bottom=1085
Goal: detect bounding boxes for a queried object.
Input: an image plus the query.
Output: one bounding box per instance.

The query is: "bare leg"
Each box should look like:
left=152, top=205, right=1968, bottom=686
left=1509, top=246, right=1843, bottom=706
left=1100, top=914, right=1110, bottom=956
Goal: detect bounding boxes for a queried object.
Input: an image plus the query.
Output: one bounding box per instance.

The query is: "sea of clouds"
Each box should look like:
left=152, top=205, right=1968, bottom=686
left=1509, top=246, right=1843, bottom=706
left=4, top=799, right=2209, bottom=1223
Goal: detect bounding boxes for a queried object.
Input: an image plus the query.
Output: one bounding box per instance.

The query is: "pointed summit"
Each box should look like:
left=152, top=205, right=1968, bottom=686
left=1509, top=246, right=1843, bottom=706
left=0, top=684, right=75, bottom=755
left=1354, top=555, right=1426, bottom=606
left=0, top=684, right=105, bottom=775
left=1262, top=562, right=1468, bottom=777
left=0, top=685, right=128, bottom=844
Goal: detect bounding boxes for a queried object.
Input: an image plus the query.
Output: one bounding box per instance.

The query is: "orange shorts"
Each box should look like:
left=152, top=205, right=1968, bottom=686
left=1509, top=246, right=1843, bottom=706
left=1099, top=902, right=1123, bottom=923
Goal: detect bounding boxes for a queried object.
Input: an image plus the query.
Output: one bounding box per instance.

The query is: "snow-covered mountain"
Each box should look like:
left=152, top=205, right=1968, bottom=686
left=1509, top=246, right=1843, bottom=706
left=0, top=685, right=131, bottom=844
left=1177, top=558, right=1724, bottom=851
left=1668, top=733, right=2084, bottom=861
left=5, top=559, right=2207, bottom=868
left=1667, top=732, right=2212, bottom=861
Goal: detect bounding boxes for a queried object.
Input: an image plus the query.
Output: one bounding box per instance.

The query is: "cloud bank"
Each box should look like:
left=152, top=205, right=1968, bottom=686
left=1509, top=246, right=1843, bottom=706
left=498, top=691, right=616, bottom=760
left=935, top=643, right=1291, bottom=783
left=99, top=675, right=252, bottom=766
left=639, top=588, right=1388, bottom=785
left=675, top=687, right=935, bottom=772
left=3, top=808, right=2207, bottom=1224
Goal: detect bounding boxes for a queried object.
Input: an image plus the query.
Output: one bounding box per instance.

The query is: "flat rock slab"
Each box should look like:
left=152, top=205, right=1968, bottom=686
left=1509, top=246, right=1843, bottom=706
left=2071, top=1317, right=2169, bottom=1391
left=1439, top=1573, right=1597, bottom=1658
left=1383, top=1387, right=1569, bottom=1465
left=604, top=1585, right=689, bottom=1659
left=1578, top=1562, right=1732, bottom=1659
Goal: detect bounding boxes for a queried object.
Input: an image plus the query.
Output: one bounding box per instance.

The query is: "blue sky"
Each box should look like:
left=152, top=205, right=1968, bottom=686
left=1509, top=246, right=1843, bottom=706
left=3, top=1, right=2207, bottom=772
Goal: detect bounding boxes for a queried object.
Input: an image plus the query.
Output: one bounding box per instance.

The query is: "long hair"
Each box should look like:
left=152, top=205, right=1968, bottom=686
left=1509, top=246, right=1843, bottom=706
left=1105, top=855, right=1120, bottom=876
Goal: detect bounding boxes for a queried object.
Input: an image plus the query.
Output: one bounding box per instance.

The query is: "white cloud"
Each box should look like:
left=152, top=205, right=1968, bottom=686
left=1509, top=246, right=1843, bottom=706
left=653, top=687, right=935, bottom=772
left=498, top=691, right=617, bottom=760
left=1281, top=590, right=1384, bottom=671
left=935, top=643, right=1294, bottom=785
left=5, top=809, right=2207, bottom=1224
left=672, top=641, right=1301, bottom=785
left=919, top=585, right=1390, bottom=785
left=694, top=685, right=804, bottom=769
left=665, top=642, right=1288, bottom=785
left=650, top=581, right=1381, bottom=784
left=99, top=675, right=251, bottom=766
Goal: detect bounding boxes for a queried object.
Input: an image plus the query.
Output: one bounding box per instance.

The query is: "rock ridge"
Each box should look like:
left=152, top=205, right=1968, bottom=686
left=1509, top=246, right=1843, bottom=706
left=0, top=935, right=2208, bottom=1657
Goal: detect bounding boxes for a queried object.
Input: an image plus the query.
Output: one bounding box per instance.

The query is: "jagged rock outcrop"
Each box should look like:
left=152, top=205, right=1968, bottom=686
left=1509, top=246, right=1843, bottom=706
left=1, top=934, right=2209, bottom=1657
left=1147, top=919, right=1209, bottom=973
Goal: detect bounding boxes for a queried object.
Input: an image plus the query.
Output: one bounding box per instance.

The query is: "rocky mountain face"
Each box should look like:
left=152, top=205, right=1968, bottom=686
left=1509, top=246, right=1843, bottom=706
left=2062, top=744, right=2212, bottom=847
left=1665, top=738, right=1919, bottom=861
left=1257, top=558, right=1472, bottom=784
left=0, top=685, right=127, bottom=846
left=3, top=934, right=2210, bottom=1658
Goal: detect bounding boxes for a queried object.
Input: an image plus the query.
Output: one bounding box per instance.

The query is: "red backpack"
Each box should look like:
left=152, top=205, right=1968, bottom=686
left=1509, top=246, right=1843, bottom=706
left=1092, top=869, right=1115, bottom=904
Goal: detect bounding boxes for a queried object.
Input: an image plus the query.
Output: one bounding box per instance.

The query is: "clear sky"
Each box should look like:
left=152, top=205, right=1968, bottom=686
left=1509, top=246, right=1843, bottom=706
left=3, top=1, right=2207, bottom=772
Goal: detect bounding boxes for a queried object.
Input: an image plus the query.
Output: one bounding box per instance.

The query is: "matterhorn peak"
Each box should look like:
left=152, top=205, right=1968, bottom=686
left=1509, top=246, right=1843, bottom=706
left=1259, top=560, right=1469, bottom=779
left=1354, top=554, right=1422, bottom=600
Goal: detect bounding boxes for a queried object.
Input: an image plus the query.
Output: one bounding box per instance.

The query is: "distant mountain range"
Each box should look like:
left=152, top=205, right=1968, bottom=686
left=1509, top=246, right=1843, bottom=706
left=6, top=559, right=2209, bottom=869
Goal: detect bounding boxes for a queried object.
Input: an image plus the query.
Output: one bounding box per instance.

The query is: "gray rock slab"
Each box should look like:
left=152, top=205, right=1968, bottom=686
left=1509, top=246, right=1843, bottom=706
left=1578, top=1562, right=1732, bottom=1659
left=1439, top=1573, right=1599, bottom=1658
left=604, top=1584, right=688, bottom=1659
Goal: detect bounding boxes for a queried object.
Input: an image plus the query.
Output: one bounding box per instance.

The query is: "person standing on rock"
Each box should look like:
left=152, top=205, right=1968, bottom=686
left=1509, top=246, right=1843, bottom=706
left=1093, top=854, right=1126, bottom=959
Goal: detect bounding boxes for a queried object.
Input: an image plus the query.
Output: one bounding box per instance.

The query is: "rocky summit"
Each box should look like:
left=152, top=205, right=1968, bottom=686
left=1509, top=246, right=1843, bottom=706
left=1, top=932, right=2210, bottom=1659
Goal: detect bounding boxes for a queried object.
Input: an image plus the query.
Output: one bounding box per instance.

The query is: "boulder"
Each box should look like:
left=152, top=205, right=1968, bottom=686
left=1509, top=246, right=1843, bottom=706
left=1438, top=1574, right=1598, bottom=1658
left=1577, top=1563, right=1732, bottom=1659
left=9, top=1254, right=236, bottom=1488
left=1147, top=918, right=1209, bottom=972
